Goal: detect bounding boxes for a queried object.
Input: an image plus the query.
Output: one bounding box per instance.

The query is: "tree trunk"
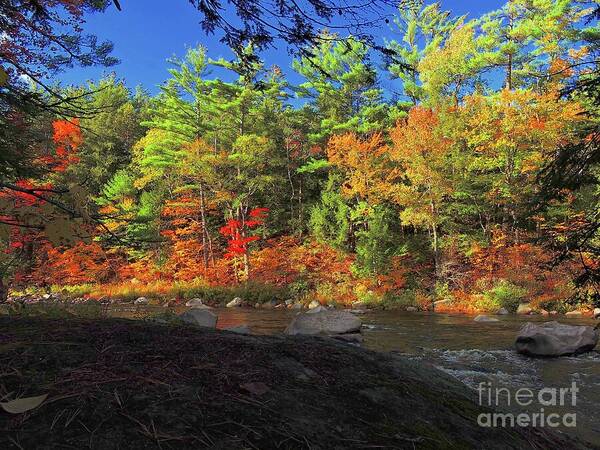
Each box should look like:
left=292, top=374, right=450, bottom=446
left=199, top=185, right=208, bottom=269
left=0, top=278, right=8, bottom=303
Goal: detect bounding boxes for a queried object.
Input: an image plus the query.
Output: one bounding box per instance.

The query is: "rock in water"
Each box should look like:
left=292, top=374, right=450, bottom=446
left=185, top=298, right=205, bottom=307
left=565, top=310, right=583, bottom=317
left=308, top=300, right=321, bottom=309
left=134, top=297, right=149, bottom=305
left=474, top=315, right=499, bottom=322
left=516, top=303, right=532, bottom=315
left=284, top=310, right=361, bottom=336
left=306, top=305, right=328, bottom=314
left=179, top=309, right=217, bottom=328
left=226, top=297, right=242, bottom=308
left=223, top=324, right=251, bottom=334
left=515, top=321, right=599, bottom=357
left=496, top=307, right=509, bottom=315
left=594, top=308, right=600, bottom=319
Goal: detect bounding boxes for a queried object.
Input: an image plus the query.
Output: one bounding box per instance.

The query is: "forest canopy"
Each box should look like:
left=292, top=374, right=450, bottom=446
left=1, top=0, right=599, bottom=313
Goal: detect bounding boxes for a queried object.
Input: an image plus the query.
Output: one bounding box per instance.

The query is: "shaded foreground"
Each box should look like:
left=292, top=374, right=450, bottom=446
left=0, top=318, right=593, bottom=449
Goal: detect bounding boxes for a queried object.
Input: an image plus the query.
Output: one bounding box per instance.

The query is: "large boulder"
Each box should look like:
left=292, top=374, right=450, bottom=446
left=515, top=321, right=599, bottom=357
left=226, top=297, right=242, bottom=308
left=284, top=310, right=361, bottom=336
left=179, top=309, right=217, bottom=328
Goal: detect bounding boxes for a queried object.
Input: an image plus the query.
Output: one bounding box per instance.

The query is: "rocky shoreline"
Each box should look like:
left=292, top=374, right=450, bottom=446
left=4, top=292, right=599, bottom=319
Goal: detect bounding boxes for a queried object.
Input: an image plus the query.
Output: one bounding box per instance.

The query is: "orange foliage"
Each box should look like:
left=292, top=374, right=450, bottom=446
left=468, top=230, right=575, bottom=305
left=44, top=242, right=114, bottom=285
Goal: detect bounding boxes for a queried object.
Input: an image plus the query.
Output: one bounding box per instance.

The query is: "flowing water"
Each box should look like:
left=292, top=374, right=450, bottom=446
left=108, top=306, right=600, bottom=446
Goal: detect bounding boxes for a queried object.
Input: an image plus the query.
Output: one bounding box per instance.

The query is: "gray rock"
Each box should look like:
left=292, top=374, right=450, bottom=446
left=474, top=315, right=499, bottom=322
left=292, top=302, right=303, bottom=309
left=134, top=297, right=149, bottom=305
left=565, top=310, right=583, bottom=317
left=261, top=300, right=277, bottom=309
left=306, top=305, right=328, bottom=314
left=179, top=309, right=217, bottom=328
left=549, top=310, right=559, bottom=315
left=284, top=310, right=362, bottom=336
left=185, top=298, right=205, bottom=307
left=224, top=324, right=251, bottom=334
left=516, top=303, right=532, bottom=315
left=351, top=301, right=366, bottom=309
left=515, top=321, right=599, bottom=357
left=406, top=306, right=417, bottom=312
left=594, top=308, right=600, bottom=319
left=308, top=300, right=321, bottom=309
left=284, top=299, right=294, bottom=306
left=226, top=297, right=242, bottom=308
left=349, top=309, right=367, bottom=315
left=496, top=307, right=509, bottom=315
left=539, top=309, right=549, bottom=316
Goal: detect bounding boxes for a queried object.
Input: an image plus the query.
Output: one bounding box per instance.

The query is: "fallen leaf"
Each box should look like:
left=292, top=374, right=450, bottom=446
left=0, top=394, right=48, bottom=414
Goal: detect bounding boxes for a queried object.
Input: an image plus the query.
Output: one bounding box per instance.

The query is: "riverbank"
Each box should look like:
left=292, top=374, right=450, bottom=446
left=4, top=286, right=597, bottom=319
left=0, top=316, right=593, bottom=449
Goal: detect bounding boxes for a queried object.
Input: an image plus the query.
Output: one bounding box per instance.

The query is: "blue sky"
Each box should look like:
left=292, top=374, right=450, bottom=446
left=60, top=0, right=505, bottom=94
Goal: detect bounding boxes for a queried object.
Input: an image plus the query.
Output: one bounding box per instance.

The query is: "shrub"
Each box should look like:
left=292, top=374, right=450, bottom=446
left=481, top=280, right=528, bottom=312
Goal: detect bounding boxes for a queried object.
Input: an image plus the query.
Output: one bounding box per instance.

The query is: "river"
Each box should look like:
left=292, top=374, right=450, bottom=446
left=109, top=306, right=600, bottom=446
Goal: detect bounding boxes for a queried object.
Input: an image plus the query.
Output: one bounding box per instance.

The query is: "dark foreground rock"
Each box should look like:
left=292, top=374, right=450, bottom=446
left=0, top=318, right=591, bottom=449
left=515, top=321, right=599, bottom=357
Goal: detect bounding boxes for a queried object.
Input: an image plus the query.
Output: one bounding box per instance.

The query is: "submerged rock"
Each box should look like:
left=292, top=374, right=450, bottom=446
left=226, top=297, right=242, bottom=308
left=285, top=310, right=361, bottom=336
left=515, top=321, right=599, bottom=357
left=179, top=309, right=217, bottom=328
left=474, top=315, right=499, bottom=322
left=223, top=324, right=251, bottom=334
left=134, top=297, right=149, bottom=305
